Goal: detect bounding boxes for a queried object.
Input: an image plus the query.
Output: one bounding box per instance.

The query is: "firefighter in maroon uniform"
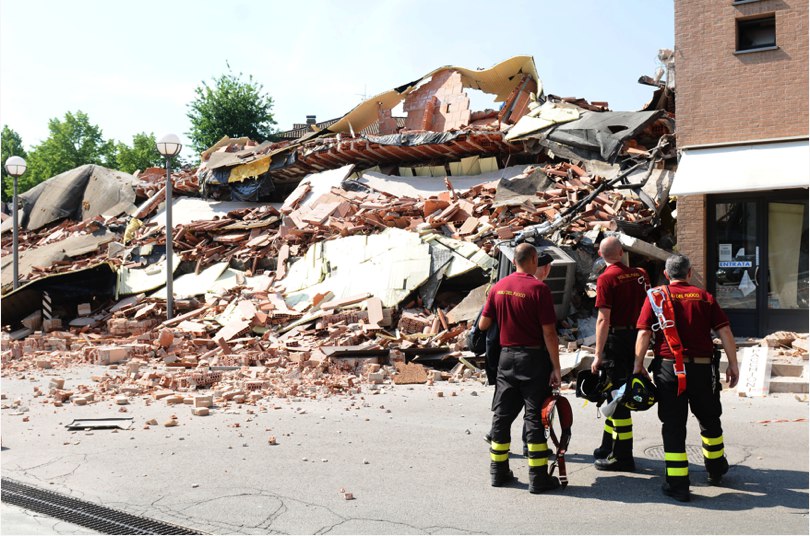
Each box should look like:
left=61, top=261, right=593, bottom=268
left=590, top=236, right=649, bottom=471
left=634, top=254, right=739, bottom=502
left=479, top=243, right=562, bottom=493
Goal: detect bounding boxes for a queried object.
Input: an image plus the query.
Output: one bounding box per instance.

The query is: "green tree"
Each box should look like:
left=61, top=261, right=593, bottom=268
left=114, top=132, right=163, bottom=174
left=1, top=125, right=27, bottom=202
left=23, top=111, right=115, bottom=192
left=186, top=67, right=276, bottom=155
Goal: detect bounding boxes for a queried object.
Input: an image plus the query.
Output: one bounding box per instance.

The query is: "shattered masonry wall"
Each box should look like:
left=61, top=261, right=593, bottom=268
left=676, top=194, right=707, bottom=288
left=675, top=0, right=809, bottom=146
left=376, top=104, right=398, bottom=136
left=403, top=70, right=471, bottom=132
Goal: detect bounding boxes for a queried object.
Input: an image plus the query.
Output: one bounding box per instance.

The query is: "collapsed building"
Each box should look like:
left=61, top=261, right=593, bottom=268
left=1, top=56, right=716, bottom=408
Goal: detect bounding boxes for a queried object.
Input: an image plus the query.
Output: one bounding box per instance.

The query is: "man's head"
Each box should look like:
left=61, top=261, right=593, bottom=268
left=598, top=236, right=623, bottom=264
left=665, top=254, right=692, bottom=282
left=514, top=243, right=538, bottom=274
left=534, top=252, right=553, bottom=280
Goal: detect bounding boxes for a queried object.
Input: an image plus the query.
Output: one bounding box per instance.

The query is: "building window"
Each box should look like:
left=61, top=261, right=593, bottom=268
left=736, top=15, right=776, bottom=52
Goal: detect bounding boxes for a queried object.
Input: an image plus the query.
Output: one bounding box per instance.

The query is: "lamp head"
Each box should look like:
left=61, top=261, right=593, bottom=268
left=156, top=134, right=182, bottom=157
left=4, top=156, right=27, bottom=177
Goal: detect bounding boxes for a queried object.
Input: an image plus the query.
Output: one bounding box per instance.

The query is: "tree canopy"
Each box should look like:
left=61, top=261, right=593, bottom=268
left=1, top=112, right=171, bottom=197
left=114, top=132, right=163, bottom=175
left=23, top=111, right=115, bottom=189
left=1, top=125, right=27, bottom=202
left=186, top=68, right=277, bottom=155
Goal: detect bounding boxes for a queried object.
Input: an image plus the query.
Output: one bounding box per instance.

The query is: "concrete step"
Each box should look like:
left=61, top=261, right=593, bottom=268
left=770, top=362, right=805, bottom=377
left=769, top=377, right=809, bottom=394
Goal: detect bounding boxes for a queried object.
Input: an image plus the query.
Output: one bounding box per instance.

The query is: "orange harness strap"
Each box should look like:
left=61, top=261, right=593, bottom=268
left=647, top=286, right=687, bottom=396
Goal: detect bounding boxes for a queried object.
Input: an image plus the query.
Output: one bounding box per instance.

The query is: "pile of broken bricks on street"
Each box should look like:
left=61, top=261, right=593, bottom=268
left=2, top=55, right=802, bottom=422
left=1, top=161, right=643, bottom=411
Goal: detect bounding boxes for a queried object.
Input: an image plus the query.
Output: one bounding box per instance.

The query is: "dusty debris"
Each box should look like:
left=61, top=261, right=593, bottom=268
left=0, top=56, right=685, bottom=409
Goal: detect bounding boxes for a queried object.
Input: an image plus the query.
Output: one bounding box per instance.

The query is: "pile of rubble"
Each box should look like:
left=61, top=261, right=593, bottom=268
left=1, top=56, right=680, bottom=411
left=763, top=331, right=809, bottom=358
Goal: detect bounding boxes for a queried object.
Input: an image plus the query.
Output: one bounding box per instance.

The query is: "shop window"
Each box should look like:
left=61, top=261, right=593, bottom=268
left=736, top=15, right=776, bottom=52
left=768, top=202, right=809, bottom=310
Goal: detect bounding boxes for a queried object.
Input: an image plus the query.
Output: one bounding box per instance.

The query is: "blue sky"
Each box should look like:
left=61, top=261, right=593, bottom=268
left=0, top=0, right=674, bottom=159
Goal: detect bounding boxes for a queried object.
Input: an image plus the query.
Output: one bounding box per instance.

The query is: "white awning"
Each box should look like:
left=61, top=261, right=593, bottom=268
left=670, top=139, right=809, bottom=196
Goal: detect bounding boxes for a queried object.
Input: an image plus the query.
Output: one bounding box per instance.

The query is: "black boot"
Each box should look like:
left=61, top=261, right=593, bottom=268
left=594, top=455, right=636, bottom=472
left=662, top=479, right=690, bottom=502
left=707, top=456, right=729, bottom=485
left=490, top=461, right=515, bottom=487
left=528, top=467, right=560, bottom=494
left=594, top=424, right=613, bottom=459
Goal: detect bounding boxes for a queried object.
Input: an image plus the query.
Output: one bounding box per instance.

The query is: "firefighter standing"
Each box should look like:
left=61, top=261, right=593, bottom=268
left=590, top=236, right=649, bottom=471
left=634, top=254, right=739, bottom=502
left=483, top=252, right=554, bottom=456
left=478, top=244, right=561, bottom=493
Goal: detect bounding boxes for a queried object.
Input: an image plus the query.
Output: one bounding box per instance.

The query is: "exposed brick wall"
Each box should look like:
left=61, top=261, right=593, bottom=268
left=403, top=70, right=471, bottom=131
left=376, top=104, right=398, bottom=136
left=675, top=194, right=707, bottom=288
left=675, top=0, right=809, bottom=147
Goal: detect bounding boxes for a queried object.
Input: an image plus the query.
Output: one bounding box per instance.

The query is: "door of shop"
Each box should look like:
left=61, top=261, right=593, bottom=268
left=707, top=190, right=808, bottom=337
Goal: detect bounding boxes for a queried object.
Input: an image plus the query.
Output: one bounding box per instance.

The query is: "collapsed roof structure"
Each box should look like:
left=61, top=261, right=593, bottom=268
left=1, top=56, right=686, bottom=404
left=195, top=56, right=673, bottom=202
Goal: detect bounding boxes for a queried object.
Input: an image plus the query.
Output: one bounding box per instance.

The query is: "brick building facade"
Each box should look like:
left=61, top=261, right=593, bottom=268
left=672, top=0, right=809, bottom=336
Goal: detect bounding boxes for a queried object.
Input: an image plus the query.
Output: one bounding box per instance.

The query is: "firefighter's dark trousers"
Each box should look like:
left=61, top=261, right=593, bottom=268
left=652, top=357, right=727, bottom=490
left=489, top=347, right=552, bottom=469
left=598, top=329, right=635, bottom=460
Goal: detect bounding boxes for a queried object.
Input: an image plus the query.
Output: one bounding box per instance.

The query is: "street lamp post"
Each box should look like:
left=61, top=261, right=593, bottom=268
left=156, top=134, right=182, bottom=320
left=4, top=156, right=27, bottom=290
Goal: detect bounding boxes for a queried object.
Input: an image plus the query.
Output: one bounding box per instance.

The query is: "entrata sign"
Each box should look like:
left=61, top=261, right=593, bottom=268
left=718, top=261, right=753, bottom=268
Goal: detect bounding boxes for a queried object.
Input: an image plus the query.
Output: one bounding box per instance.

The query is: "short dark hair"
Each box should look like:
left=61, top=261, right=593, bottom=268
left=666, top=254, right=691, bottom=280
left=537, top=252, right=553, bottom=267
left=514, top=243, right=537, bottom=266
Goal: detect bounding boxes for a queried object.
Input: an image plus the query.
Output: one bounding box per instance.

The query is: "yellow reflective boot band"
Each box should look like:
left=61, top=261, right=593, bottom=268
left=615, top=431, right=633, bottom=440
left=527, top=443, right=548, bottom=452
left=604, top=423, right=614, bottom=433
left=490, top=440, right=510, bottom=462
left=703, top=448, right=725, bottom=459
left=667, top=467, right=689, bottom=476
left=612, top=418, right=633, bottom=427
left=528, top=457, right=549, bottom=467
left=701, top=435, right=724, bottom=446
left=664, top=452, right=688, bottom=462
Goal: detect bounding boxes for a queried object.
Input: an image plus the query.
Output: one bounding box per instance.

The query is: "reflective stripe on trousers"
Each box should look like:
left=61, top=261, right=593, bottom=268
left=526, top=442, right=550, bottom=467
left=490, top=441, right=510, bottom=462
left=665, top=451, right=689, bottom=477
left=611, top=417, right=633, bottom=441
left=702, top=433, right=725, bottom=459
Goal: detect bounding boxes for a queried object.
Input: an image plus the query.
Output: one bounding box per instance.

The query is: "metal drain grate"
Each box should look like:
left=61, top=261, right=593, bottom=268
left=1, top=478, right=201, bottom=535
left=644, top=445, right=705, bottom=464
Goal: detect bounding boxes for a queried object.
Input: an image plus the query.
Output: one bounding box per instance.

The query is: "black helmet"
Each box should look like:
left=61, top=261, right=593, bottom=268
left=621, top=373, right=657, bottom=411
left=576, top=369, right=612, bottom=404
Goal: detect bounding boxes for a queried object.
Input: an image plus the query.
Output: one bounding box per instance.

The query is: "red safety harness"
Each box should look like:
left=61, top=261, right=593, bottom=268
left=541, top=391, right=573, bottom=488
left=647, top=285, right=687, bottom=396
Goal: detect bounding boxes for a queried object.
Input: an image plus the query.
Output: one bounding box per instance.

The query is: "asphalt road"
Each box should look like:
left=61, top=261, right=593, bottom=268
left=1, top=364, right=808, bottom=535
